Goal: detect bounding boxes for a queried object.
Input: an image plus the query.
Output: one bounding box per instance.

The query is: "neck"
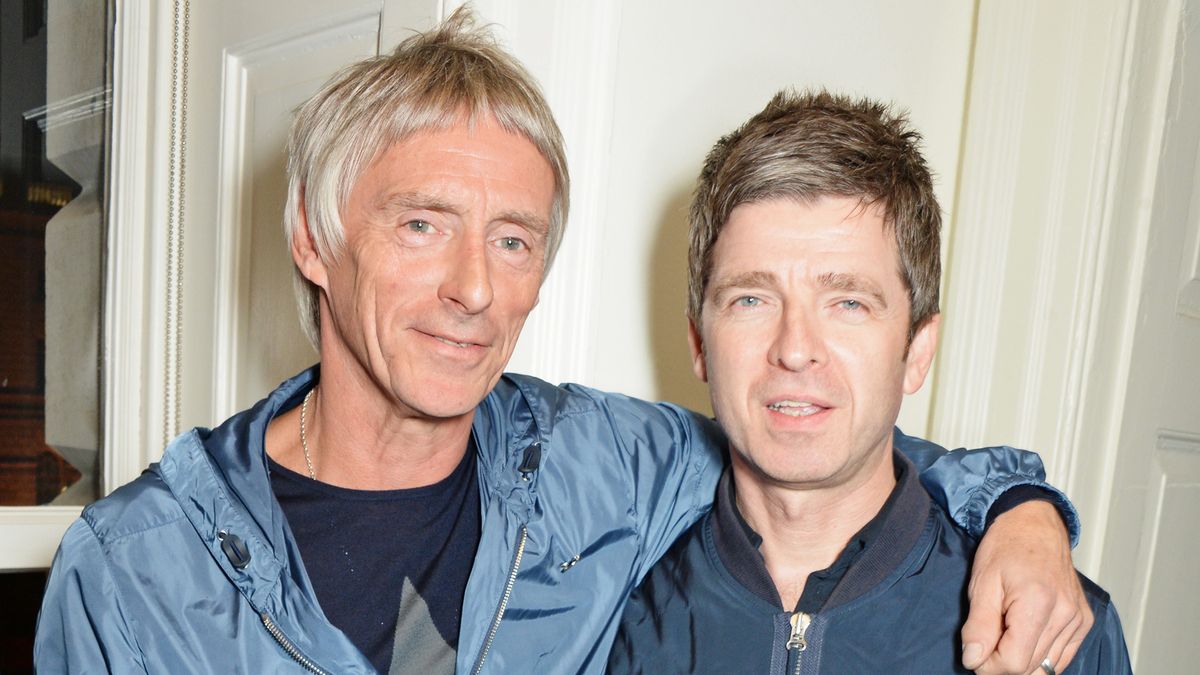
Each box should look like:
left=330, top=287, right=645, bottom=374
left=733, top=447, right=896, bottom=610
left=266, top=345, right=475, bottom=491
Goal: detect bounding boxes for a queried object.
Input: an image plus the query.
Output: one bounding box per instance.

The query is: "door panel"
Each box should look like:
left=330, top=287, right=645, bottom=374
left=1127, top=435, right=1200, bottom=672
left=177, top=1, right=391, bottom=425
left=212, top=8, right=383, bottom=416
left=177, top=1, right=435, bottom=422
left=1099, top=6, right=1200, bottom=670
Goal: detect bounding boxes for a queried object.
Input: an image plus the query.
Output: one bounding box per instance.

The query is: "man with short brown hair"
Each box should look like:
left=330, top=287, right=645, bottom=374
left=610, top=90, right=1130, bottom=675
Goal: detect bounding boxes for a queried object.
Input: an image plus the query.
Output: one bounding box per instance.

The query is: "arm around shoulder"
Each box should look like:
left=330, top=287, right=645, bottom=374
left=35, top=518, right=147, bottom=674
left=896, top=429, right=1080, bottom=541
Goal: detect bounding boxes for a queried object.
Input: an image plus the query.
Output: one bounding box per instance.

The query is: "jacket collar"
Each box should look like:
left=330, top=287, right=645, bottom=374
left=153, top=366, right=560, bottom=607
left=154, top=367, right=315, bottom=610
left=710, top=450, right=932, bottom=612
left=473, top=373, right=596, bottom=519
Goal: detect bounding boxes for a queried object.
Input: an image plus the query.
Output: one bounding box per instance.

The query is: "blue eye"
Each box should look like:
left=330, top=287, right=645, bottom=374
left=497, top=237, right=526, bottom=251
left=840, top=299, right=863, bottom=311
left=735, top=296, right=761, bottom=307
left=406, top=220, right=433, bottom=233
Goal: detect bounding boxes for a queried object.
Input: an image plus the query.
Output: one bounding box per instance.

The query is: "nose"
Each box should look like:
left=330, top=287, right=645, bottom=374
left=769, top=305, right=826, bottom=371
left=438, top=237, right=494, bottom=314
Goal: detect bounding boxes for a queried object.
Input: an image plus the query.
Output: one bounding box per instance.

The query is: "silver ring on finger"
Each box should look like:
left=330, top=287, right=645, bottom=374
left=1040, top=658, right=1056, bottom=675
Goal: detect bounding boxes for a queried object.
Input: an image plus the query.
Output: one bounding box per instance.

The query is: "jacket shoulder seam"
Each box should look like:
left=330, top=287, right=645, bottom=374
left=84, top=509, right=188, bottom=547
left=81, top=473, right=188, bottom=544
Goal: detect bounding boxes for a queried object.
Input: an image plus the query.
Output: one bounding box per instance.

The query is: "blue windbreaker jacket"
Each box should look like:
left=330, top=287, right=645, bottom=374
left=35, top=367, right=1073, bottom=673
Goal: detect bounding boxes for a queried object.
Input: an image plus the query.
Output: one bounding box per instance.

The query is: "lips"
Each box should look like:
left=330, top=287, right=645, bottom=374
left=417, top=328, right=490, bottom=350
left=767, top=400, right=827, bottom=417
left=763, top=391, right=834, bottom=421
left=435, top=335, right=475, bottom=348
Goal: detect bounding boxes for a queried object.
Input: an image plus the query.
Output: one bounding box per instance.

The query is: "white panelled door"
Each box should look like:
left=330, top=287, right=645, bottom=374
left=1097, top=6, right=1200, bottom=672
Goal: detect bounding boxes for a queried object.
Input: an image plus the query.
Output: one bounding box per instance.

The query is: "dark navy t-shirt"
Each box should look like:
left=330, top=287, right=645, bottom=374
left=270, top=440, right=481, bottom=673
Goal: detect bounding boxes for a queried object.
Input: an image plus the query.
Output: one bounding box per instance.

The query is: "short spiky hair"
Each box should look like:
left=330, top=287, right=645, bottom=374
left=284, top=6, right=569, bottom=348
left=687, top=89, right=941, bottom=342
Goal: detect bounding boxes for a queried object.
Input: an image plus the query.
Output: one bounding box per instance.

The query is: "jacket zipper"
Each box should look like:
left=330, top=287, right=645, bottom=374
left=786, top=611, right=810, bottom=675
left=471, top=524, right=529, bottom=674
left=261, top=611, right=332, bottom=675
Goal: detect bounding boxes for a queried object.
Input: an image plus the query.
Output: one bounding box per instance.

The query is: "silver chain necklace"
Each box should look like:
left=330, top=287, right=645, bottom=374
left=299, top=388, right=317, bottom=480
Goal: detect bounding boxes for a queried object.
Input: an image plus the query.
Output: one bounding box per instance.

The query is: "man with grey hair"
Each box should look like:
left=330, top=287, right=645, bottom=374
left=609, top=90, right=1129, bottom=675
left=38, top=10, right=1088, bottom=675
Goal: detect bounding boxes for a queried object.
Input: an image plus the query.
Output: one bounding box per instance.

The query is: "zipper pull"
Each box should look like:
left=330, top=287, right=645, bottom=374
left=518, top=443, right=541, bottom=481
left=787, top=612, right=810, bottom=651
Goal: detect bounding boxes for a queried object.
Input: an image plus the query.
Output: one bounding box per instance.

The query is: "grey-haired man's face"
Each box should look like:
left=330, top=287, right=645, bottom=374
left=298, top=116, right=554, bottom=419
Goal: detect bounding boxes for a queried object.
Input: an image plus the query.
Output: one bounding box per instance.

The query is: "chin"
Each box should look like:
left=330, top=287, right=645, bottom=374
left=749, top=452, right=843, bottom=487
left=419, top=392, right=486, bottom=419
left=391, top=379, right=487, bottom=419
left=765, top=469, right=838, bottom=488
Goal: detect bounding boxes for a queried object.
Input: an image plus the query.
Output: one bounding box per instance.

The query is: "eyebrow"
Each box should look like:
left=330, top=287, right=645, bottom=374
left=497, top=209, right=550, bottom=236
left=375, top=190, right=457, bottom=216
left=817, top=272, right=889, bottom=309
left=375, top=190, right=550, bottom=235
left=708, top=271, right=779, bottom=301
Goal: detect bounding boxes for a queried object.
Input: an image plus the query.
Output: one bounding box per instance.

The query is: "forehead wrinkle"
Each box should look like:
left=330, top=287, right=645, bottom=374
left=817, top=271, right=889, bottom=309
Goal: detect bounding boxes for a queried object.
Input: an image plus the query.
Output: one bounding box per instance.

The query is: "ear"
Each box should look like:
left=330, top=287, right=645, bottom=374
left=903, top=314, right=940, bottom=395
left=291, top=194, right=330, bottom=290
left=687, top=317, right=708, bottom=383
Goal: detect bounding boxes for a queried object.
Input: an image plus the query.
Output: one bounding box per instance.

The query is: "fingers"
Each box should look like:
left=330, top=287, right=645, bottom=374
left=1049, top=586, right=1094, bottom=673
left=1036, top=572, right=1095, bottom=674
left=961, top=574, right=1005, bottom=670
left=966, top=499, right=1086, bottom=673
left=1026, top=614, right=1059, bottom=673
left=975, top=579, right=1096, bottom=675
left=1053, top=631, right=1087, bottom=674
left=1028, top=595, right=1079, bottom=674
left=981, top=587, right=1053, bottom=674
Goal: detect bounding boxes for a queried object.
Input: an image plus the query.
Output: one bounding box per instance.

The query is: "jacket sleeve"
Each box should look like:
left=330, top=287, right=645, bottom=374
left=608, top=398, right=726, bottom=581
left=35, top=518, right=147, bottom=674
left=894, top=428, right=1081, bottom=545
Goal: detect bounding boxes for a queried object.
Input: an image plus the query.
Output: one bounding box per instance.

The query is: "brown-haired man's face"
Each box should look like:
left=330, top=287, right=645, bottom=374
left=689, top=195, right=939, bottom=492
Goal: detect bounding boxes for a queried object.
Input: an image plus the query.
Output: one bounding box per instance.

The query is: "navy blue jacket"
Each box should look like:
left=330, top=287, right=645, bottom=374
left=609, top=454, right=1130, bottom=674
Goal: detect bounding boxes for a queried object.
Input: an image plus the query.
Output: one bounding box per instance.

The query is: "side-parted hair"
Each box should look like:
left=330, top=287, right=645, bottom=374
left=687, top=89, right=941, bottom=343
left=284, top=6, right=569, bottom=348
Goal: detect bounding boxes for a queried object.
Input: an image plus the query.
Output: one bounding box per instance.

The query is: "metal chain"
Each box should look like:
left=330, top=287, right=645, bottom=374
left=300, top=387, right=317, bottom=480
left=163, top=0, right=190, bottom=447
